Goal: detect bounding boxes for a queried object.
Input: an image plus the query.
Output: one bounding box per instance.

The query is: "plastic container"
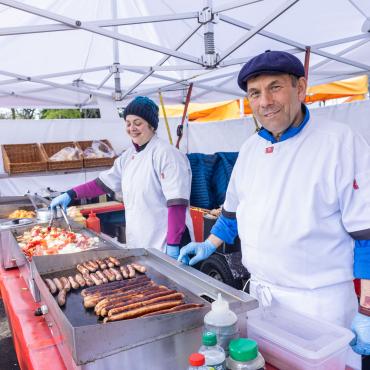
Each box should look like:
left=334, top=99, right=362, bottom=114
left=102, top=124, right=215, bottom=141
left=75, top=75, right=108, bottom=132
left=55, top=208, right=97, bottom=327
left=199, top=331, right=226, bottom=370
left=226, top=338, right=265, bottom=370
left=86, top=211, right=101, bottom=233
left=188, top=353, right=208, bottom=370
left=204, top=293, right=238, bottom=354
left=247, top=307, right=354, bottom=370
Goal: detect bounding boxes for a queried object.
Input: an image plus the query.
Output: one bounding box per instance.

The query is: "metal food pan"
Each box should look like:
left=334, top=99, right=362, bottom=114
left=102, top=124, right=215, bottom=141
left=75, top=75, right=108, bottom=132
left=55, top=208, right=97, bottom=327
left=5, top=220, right=121, bottom=300
left=32, top=248, right=258, bottom=367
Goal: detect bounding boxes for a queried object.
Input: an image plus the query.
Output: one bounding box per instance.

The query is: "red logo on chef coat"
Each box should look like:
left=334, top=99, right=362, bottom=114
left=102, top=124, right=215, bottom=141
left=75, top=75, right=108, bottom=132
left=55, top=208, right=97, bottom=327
left=265, top=146, right=274, bottom=154
left=353, top=179, right=359, bottom=190
left=161, top=172, right=165, bottom=179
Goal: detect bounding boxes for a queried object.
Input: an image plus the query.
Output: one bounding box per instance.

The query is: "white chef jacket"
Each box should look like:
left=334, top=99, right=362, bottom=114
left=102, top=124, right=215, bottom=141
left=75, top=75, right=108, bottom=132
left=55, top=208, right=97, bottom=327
left=99, top=135, right=193, bottom=252
left=224, top=115, right=370, bottom=328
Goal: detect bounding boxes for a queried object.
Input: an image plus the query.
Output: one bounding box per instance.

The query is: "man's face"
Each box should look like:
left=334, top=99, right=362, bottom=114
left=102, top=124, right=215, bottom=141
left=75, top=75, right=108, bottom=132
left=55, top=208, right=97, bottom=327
left=246, top=74, right=307, bottom=135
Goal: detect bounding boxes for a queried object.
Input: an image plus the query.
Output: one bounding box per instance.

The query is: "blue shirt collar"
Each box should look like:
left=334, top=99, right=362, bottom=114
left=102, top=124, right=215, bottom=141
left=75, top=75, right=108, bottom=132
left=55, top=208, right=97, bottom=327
left=258, top=104, right=310, bottom=144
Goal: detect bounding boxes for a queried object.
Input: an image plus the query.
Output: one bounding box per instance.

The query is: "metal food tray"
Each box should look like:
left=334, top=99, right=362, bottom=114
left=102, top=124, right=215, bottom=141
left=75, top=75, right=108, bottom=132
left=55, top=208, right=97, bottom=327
left=4, top=220, right=121, bottom=301
left=32, top=248, right=258, bottom=369
left=0, top=195, right=48, bottom=269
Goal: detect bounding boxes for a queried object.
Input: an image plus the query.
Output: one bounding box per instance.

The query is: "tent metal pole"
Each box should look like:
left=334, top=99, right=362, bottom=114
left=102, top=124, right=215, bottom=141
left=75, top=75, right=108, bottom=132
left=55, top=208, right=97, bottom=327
left=220, top=14, right=370, bottom=72
left=0, top=12, right=200, bottom=37
left=0, top=65, right=110, bottom=87
left=0, top=0, right=201, bottom=65
left=0, top=89, right=80, bottom=106
left=176, top=83, right=193, bottom=149
left=121, top=24, right=202, bottom=99
left=304, top=46, right=311, bottom=81
left=111, top=0, right=122, bottom=100
left=218, top=0, right=300, bottom=63
left=0, top=69, right=111, bottom=98
left=310, top=39, right=370, bottom=71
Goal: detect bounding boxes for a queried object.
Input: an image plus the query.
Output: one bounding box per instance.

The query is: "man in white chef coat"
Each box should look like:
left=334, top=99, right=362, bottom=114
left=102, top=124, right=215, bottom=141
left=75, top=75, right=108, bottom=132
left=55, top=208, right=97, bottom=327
left=178, top=50, right=370, bottom=361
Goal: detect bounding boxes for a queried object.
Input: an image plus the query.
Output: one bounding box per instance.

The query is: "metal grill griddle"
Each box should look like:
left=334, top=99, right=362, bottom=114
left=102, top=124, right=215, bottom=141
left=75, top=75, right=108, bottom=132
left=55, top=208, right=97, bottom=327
left=32, top=248, right=258, bottom=369
left=42, top=255, right=205, bottom=327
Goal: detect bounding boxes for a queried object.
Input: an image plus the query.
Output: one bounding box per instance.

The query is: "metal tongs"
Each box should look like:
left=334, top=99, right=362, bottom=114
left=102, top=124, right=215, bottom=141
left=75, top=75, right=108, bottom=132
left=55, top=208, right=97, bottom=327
left=48, top=206, right=72, bottom=232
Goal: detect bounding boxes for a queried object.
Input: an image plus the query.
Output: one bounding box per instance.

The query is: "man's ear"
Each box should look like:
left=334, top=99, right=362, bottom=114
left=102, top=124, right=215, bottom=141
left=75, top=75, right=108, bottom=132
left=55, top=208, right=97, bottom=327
left=297, top=77, right=307, bottom=102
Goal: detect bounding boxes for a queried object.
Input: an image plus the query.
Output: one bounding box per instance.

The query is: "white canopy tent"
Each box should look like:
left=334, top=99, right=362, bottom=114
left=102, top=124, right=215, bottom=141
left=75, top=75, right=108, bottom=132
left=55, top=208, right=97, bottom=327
left=0, top=0, right=369, bottom=107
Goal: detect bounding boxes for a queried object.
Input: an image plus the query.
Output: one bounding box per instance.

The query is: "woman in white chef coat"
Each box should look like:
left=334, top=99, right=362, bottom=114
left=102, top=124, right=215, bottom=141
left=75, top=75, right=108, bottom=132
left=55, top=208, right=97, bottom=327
left=51, top=96, right=193, bottom=258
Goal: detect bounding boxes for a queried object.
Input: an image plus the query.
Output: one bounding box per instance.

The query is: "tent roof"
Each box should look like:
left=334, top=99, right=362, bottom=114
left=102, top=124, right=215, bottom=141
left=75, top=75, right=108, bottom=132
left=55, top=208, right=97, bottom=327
left=0, top=0, right=369, bottom=107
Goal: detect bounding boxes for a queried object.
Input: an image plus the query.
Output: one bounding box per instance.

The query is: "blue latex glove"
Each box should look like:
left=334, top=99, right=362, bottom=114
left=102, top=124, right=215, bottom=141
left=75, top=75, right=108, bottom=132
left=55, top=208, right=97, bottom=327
left=350, top=312, right=370, bottom=355
left=177, top=239, right=217, bottom=266
left=50, top=193, right=71, bottom=212
left=166, top=245, right=180, bottom=259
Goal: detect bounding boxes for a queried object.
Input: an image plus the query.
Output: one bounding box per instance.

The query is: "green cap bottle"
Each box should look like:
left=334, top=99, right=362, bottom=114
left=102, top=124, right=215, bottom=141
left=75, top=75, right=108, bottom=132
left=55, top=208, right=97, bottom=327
left=229, top=338, right=258, bottom=362
left=202, top=331, right=217, bottom=346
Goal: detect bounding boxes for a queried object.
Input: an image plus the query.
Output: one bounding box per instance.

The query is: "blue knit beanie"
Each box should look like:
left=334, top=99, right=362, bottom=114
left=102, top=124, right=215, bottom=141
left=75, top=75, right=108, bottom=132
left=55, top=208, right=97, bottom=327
left=123, top=96, right=159, bottom=130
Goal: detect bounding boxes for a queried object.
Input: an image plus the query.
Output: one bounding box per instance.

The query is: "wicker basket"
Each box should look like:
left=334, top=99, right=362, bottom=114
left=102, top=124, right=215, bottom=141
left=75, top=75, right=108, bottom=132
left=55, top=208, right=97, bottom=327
left=1, top=143, right=47, bottom=174
left=78, top=140, right=116, bottom=168
left=40, top=141, right=83, bottom=171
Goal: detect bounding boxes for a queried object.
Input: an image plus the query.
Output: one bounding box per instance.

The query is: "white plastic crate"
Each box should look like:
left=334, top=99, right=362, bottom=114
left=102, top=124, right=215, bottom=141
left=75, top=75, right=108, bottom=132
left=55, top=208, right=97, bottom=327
left=247, top=307, right=354, bottom=370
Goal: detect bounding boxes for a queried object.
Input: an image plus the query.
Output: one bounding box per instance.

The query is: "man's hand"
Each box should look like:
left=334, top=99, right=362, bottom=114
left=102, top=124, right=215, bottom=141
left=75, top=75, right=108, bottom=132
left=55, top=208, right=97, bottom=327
left=177, top=239, right=217, bottom=266
left=166, top=245, right=180, bottom=259
left=350, top=312, right=370, bottom=355
left=50, top=193, right=71, bottom=211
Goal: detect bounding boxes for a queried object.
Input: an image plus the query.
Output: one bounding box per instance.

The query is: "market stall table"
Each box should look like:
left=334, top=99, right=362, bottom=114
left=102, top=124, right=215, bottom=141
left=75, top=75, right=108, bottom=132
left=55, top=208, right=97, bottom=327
left=0, top=263, right=286, bottom=370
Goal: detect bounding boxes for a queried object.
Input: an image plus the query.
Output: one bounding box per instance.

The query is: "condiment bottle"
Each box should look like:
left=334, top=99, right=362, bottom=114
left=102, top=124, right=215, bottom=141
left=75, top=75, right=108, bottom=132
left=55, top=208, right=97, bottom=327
left=198, top=331, right=226, bottom=370
left=188, top=353, right=208, bottom=370
left=226, top=338, right=265, bottom=370
left=86, top=211, right=101, bottom=233
left=204, top=293, right=238, bottom=354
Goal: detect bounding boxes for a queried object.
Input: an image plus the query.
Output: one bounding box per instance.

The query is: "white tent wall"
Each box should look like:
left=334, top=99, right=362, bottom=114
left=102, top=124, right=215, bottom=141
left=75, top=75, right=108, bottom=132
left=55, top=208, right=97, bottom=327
left=1, top=100, right=369, bottom=195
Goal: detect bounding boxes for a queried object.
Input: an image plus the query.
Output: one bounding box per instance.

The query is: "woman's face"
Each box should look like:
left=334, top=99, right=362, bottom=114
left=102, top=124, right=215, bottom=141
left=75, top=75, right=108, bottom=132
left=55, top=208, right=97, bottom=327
left=125, top=114, right=155, bottom=146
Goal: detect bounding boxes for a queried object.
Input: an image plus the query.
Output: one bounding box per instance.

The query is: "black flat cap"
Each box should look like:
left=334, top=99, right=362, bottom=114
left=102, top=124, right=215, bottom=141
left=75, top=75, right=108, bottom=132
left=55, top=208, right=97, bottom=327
left=237, top=50, right=305, bottom=92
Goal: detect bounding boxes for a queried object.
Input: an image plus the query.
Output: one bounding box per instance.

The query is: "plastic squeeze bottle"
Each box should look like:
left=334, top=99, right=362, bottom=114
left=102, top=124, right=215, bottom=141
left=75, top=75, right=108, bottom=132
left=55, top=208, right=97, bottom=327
left=226, top=338, right=265, bottom=370
left=199, top=331, right=226, bottom=370
left=86, top=211, right=101, bottom=233
left=188, top=353, right=208, bottom=370
left=204, top=293, right=238, bottom=354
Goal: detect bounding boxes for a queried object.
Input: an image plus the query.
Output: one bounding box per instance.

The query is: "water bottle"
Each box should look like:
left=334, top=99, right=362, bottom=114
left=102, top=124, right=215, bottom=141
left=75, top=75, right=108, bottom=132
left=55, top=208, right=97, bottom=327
left=199, top=331, right=226, bottom=370
left=188, top=353, right=208, bottom=370
left=226, top=338, right=265, bottom=370
left=204, top=293, right=238, bottom=354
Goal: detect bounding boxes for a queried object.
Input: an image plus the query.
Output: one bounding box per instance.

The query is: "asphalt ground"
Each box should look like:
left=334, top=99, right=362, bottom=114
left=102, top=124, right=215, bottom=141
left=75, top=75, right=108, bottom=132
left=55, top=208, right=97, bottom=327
left=0, top=299, right=20, bottom=370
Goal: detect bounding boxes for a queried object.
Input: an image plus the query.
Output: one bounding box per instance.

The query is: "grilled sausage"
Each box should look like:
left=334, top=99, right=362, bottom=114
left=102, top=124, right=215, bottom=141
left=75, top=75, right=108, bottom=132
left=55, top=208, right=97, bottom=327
left=90, top=273, right=103, bottom=286
left=57, top=289, right=67, bottom=306
left=83, top=262, right=96, bottom=273
left=83, top=273, right=95, bottom=287
left=68, top=276, right=80, bottom=290
left=45, top=278, right=57, bottom=294
left=126, top=264, right=136, bottom=278
left=104, top=258, right=114, bottom=268
left=76, top=264, right=89, bottom=275
left=60, top=277, right=71, bottom=292
left=95, top=270, right=108, bottom=284
left=75, top=273, right=86, bottom=287
left=81, top=275, right=150, bottom=296
left=131, top=263, right=146, bottom=274
left=52, top=277, right=63, bottom=291
left=103, top=300, right=183, bottom=322
left=109, top=267, right=122, bottom=280
left=102, top=269, right=115, bottom=282
left=142, top=303, right=204, bottom=317
left=107, top=292, right=184, bottom=317
left=88, top=260, right=99, bottom=270
left=119, top=265, right=129, bottom=279
left=108, top=256, right=120, bottom=267
left=96, top=259, right=107, bottom=270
